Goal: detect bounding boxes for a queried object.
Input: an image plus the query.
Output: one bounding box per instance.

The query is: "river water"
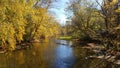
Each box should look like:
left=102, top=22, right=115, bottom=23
left=0, top=39, right=119, bottom=68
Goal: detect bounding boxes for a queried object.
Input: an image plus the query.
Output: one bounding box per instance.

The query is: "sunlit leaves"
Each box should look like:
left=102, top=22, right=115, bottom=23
left=0, top=0, right=59, bottom=50
left=0, top=23, right=16, bottom=50
left=115, top=7, right=120, bottom=13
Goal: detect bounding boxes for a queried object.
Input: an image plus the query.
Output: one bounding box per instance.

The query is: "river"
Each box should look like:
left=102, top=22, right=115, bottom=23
left=0, top=39, right=119, bottom=68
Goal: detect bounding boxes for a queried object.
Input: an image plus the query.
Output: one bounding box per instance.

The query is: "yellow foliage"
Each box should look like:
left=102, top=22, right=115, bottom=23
left=0, top=0, right=59, bottom=50
left=115, top=7, right=120, bottom=13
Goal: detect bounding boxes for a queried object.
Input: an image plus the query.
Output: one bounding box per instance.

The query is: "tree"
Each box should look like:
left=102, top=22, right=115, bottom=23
left=0, top=0, right=28, bottom=50
left=67, top=0, right=104, bottom=39
left=0, top=0, right=60, bottom=51
left=67, top=0, right=120, bottom=50
left=95, top=0, right=120, bottom=50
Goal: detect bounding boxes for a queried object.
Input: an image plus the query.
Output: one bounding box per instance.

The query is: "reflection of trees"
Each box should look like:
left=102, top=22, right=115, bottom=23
left=1, top=41, right=54, bottom=68
left=16, top=52, right=25, bottom=65
left=0, top=54, right=8, bottom=68
left=15, top=51, right=26, bottom=68
left=30, top=42, right=48, bottom=68
left=2, top=42, right=50, bottom=68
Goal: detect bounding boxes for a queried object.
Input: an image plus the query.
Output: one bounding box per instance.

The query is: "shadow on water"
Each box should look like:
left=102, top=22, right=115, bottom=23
left=0, top=39, right=119, bottom=68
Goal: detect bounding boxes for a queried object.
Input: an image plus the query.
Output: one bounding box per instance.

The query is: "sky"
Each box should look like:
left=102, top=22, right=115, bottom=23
left=48, top=0, right=102, bottom=25
left=49, top=0, right=69, bottom=25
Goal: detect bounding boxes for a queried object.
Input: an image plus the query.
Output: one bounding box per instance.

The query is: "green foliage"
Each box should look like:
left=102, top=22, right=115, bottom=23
left=68, top=0, right=104, bottom=39
left=67, top=0, right=120, bottom=50
left=58, top=36, right=72, bottom=40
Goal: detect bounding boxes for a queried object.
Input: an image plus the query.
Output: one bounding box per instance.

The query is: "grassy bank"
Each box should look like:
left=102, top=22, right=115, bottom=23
left=57, top=36, right=72, bottom=40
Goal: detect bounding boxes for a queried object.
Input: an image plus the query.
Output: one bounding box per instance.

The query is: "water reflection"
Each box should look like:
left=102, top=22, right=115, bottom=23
left=54, top=40, right=75, bottom=68
left=0, top=39, right=119, bottom=68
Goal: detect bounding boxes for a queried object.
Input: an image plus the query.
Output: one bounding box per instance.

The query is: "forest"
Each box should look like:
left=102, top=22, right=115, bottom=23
left=65, top=0, right=120, bottom=51
left=0, top=0, right=119, bottom=53
left=0, top=0, right=120, bottom=68
left=0, top=0, right=60, bottom=51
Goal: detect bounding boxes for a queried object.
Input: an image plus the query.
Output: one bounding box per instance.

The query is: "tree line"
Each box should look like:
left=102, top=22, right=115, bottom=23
left=66, top=0, right=120, bottom=50
left=0, top=0, right=60, bottom=51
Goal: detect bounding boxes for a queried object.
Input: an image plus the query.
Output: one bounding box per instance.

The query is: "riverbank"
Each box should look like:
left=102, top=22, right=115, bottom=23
left=81, top=42, right=120, bottom=66
left=0, top=39, right=51, bottom=53
left=57, top=36, right=72, bottom=40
